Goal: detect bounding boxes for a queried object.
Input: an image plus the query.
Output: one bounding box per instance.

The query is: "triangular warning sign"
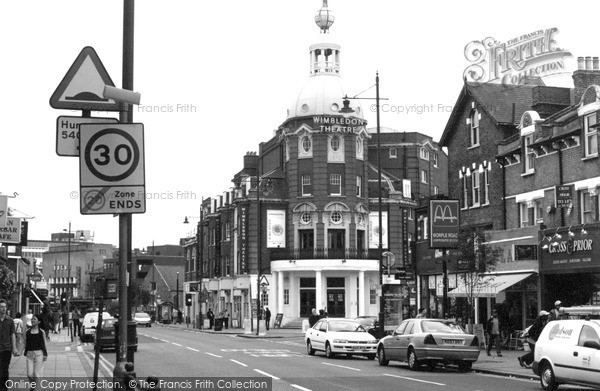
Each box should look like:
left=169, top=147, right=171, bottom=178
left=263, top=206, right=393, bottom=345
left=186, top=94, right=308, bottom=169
left=49, top=46, right=120, bottom=111
left=259, top=275, right=269, bottom=286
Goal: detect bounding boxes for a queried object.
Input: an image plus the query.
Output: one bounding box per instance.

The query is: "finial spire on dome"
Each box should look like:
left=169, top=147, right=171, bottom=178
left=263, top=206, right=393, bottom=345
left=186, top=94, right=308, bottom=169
left=315, top=0, right=334, bottom=33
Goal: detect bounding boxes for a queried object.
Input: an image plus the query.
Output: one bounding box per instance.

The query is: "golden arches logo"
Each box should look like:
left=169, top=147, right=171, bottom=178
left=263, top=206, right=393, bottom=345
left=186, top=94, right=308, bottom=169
left=433, top=204, right=458, bottom=227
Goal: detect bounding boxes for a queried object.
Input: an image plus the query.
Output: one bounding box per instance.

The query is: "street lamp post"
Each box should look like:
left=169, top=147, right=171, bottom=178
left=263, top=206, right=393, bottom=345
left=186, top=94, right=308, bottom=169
left=176, top=272, right=179, bottom=323
left=66, top=222, right=73, bottom=342
left=183, top=207, right=204, bottom=329
left=256, top=172, right=263, bottom=336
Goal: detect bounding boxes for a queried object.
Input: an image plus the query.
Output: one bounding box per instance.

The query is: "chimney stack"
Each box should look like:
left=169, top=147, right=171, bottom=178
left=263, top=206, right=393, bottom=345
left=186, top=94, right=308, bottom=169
left=572, top=55, right=600, bottom=104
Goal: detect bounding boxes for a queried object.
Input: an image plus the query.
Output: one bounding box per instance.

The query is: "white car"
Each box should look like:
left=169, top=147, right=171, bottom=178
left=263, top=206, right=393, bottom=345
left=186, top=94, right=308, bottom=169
left=81, top=312, right=113, bottom=342
left=133, top=312, right=152, bottom=327
left=305, top=318, right=378, bottom=359
left=533, top=318, right=600, bottom=391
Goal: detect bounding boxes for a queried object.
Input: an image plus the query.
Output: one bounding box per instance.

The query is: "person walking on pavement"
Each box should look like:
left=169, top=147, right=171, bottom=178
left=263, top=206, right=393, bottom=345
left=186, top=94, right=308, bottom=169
left=264, top=307, right=271, bottom=331
left=486, top=310, right=502, bottom=357
left=72, top=308, right=81, bottom=337
left=308, top=309, right=319, bottom=328
left=25, top=309, right=33, bottom=329
left=0, top=299, right=19, bottom=391
left=518, top=310, right=549, bottom=368
left=548, top=300, right=562, bottom=322
left=13, top=313, right=24, bottom=355
left=40, top=306, right=51, bottom=341
left=24, top=315, right=48, bottom=390
left=206, top=309, right=215, bottom=329
left=52, top=310, right=61, bottom=334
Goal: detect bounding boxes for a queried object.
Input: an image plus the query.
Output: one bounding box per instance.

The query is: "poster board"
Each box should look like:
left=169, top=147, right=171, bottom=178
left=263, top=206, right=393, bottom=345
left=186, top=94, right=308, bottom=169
left=472, top=323, right=487, bottom=349
left=274, top=313, right=283, bottom=329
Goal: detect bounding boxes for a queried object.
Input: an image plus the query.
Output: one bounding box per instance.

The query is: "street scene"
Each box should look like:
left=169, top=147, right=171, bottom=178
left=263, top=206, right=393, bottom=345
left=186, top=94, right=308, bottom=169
left=2, top=0, right=600, bottom=390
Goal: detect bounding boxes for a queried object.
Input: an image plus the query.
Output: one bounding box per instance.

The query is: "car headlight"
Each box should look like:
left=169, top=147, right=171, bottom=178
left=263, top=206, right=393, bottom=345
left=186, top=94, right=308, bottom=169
left=333, top=339, right=348, bottom=343
left=367, top=339, right=377, bottom=344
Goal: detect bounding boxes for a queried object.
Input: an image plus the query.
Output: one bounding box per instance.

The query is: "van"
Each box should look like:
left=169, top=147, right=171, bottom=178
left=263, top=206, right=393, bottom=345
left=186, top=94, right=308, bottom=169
left=532, top=319, right=600, bottom=390
left=81, top=312, right=113, bottom=342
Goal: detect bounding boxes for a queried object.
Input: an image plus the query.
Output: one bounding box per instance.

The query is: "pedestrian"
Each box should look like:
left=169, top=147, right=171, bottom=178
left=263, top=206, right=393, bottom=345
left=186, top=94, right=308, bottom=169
left=13, top=313, right=24, bottom=355
left=206, top=309, right=215, bottom=329
left=0, top=299, right=19, bottom=391
left=548, top=300, right=562, bottom=322
left=518, top=310, right=549, bottom=368
left=25, top=309, right=33, bottom=329
left=308, top=309, right=319, bottom=327
left=264, top=307, right=271, bottom=331
left=24, top=315, right=48, bottom=390
left=52, top=310, right=61, bottom=334
left=416, top=308, right=427, bottom=318
left=72, top=308, right=82, bottom=337
left=40, top=306, right=51, bottom=341
left=486, top=310, right=502, bottom=357
left=222, top=309, right=229, bottom=329
left=318, top=309, right=326, bottom=319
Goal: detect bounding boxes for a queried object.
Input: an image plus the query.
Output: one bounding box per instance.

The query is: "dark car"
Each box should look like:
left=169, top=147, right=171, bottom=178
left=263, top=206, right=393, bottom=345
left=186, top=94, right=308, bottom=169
left=95, top=318, right=138, bottom=352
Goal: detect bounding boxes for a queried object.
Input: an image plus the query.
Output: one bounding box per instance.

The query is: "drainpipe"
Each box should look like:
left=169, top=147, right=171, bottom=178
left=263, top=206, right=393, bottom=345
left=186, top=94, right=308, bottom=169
left=502, top=164, right=507, bottom=230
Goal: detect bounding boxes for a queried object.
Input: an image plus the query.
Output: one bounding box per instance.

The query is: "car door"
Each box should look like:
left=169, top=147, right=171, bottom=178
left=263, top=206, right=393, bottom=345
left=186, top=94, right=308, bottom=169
left=385, top=321, right=408, bottom=360
left=572, top=324, right=600, bottom=387
left=311, top=320, right=327, bottom=351
left=398, top=321, right=416, bottom=360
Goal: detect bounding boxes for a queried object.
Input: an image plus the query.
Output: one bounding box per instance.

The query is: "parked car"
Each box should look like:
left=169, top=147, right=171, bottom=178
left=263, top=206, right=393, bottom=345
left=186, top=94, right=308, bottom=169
left=305, top=318, right=378, bottom=359
left=376, top=318, right=480, bottom=371
left=133, top=312, right=152, bottom=327
left=532, top=318, right=600, bottom=391
left=95, top=318, right=138, bottom=352
left=81, top=311, right=113, bottom=342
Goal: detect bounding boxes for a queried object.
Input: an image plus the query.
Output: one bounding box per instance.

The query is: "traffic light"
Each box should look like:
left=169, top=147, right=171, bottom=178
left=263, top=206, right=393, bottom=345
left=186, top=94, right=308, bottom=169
left=60, top=292, right=67, bottom=308
left=185, top=293, right=192, bottom=307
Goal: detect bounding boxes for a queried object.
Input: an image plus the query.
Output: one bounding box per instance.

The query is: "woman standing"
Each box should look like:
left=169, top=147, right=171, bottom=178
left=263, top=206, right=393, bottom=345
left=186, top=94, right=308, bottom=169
left=24, top=315, right=48, bottom=389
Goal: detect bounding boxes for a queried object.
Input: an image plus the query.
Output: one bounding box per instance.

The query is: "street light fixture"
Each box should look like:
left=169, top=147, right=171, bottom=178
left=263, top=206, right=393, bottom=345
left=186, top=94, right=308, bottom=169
left=183, top=206, right=204, bottom=329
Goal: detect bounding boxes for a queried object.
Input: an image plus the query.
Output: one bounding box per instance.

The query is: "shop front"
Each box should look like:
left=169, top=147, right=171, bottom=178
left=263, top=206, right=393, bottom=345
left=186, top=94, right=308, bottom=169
left=539, top=224, right=600, bottom=309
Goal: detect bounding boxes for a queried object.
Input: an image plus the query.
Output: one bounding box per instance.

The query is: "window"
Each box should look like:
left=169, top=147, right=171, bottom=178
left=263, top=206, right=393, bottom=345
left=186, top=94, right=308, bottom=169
left=330, top=135, right=340, bottom=151
left=224, top=221, right=230, bottom=240
left=584, top=113, right=598, bottom=157
left=472, top=171, right=480, bottom=207
left=356, top=138, right=364, bottom=159
left=300, top=229, right=314, bottom=250
left=433, top=185, right=439, bottom=195
left=330, top=174, right=342, bottom=195
left=520, top=201, right=542, bottom=227
left=301, top=175, right=312, bottom=196
left=524, top=135, right=535, bottom=173
left=389, top=148, right=397, bottom=158
left=330, top=211, right=343, bottom=224
left=578, top=325, right=600, bottom=347
left=300, top=212, right=312, bottom=224
left=225, top=256, right=231, bottom=276
left=515, top=245, right=537, bottom=261
left=581, top=190, right=598, bottom=224
left=470, top=109, right=480, bottom=147
left=261, top=292, right=268, bottom=307
left=420, top=148, right=429, bottom=160
left=462, top=173, right=469, bottom=209
left=284, top=289, right=290, bottom=305
left=483, top=167, right=490, bottom=205
left=302, top=136, right=311, bottom=152
left=433, top=154, right=438, bottom=167
left=370, top=285, right=377, bottom=304
left=356, top=176, right=362, bottom=197
left=421, top=170, right=428, bottom=184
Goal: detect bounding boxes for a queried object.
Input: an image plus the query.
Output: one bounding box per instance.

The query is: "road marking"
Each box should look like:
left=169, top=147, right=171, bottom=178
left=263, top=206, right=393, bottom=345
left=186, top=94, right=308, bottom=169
left=291, top=385, right=312, bottom=391
left=253, top=369, right=280, bottom=380
left=383, top=374, right=445, bottom=386
left=172, top=342, right=182, bottom=347
left=65, top=347, right=71, bottom=352
left=160, top=339, right=170, bottom=343
left=206, top=352, right=222, bottom=358
left=187, top=347, right=199, bottom=352
left=230, top=359, right=247, bottom=367
left=99, top=354, right=114, bottom=373
left=322, top=362, right=361, bottom=371
left=77, top=346, right=83, bottom=353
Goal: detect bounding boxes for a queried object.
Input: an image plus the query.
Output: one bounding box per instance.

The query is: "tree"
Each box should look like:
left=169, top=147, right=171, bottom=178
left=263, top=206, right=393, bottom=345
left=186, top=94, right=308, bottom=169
left=455, top=226, right=501, bottom=326
left=0, top=264, right=16, bottom=299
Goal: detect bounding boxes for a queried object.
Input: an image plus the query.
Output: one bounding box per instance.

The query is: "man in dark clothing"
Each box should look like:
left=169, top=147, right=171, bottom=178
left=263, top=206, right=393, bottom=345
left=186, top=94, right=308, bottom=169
left=264, top=307, right=271, bottom=330
left=518, top=310, right=549, bottom=368
left=206, top=309, right=215, bottom=329
left=308, top=309, right=319, bottom=328
left=486, top=310, right=502, bottom=357
left=72, top=307, right=81, bottom=337
left=0, top=299, right=19, bottom=391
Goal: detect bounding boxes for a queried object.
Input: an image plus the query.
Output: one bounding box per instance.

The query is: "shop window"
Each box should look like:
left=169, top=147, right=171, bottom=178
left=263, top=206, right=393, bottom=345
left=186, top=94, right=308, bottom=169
left=584, top=113, right=598, bottom=158
left=514, top=245, right=537, bottom=261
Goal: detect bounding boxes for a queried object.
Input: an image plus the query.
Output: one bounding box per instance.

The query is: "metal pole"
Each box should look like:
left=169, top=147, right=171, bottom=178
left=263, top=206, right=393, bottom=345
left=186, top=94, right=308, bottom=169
left=67, top=222, right=72, bottom=342
left=256, top=173, right=261, bottom=336
left=442, top=250, right=448, bottom=318
left=117, top=0, right=134, bottom=364
left=376, top=73, right=385, bottom=334
left=197, top=205, right=204, bottom=329
left=176, top=272, right=179, bottom=322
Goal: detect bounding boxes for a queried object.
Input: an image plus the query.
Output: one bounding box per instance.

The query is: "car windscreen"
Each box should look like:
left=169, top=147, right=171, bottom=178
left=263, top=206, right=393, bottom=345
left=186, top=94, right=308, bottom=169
left=421, top=321, right=465, bottom=334
left=135, top=313, right=150, bottom=318
left=328, top=321, right=366, bottom=332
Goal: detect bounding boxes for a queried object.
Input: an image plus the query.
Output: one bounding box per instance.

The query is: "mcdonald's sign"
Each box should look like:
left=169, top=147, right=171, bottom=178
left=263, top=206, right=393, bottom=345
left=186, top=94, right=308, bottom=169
left=429, top=200, right=460, bottom=248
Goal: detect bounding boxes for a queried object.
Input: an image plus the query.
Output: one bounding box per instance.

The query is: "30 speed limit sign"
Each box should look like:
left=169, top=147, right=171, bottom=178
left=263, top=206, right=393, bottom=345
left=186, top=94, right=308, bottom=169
left=79, top=123, right=145, bottom=214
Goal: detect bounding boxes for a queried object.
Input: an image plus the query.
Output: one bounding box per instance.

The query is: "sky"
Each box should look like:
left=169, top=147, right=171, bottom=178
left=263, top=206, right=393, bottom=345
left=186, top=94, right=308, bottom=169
left=1, top=0, right=596, bottom=250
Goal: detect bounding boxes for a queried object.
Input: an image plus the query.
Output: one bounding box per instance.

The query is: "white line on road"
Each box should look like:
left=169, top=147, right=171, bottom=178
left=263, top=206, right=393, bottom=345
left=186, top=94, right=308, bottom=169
left=291, top=385, right=312, bottom=391
left=160, top=339, right=170, bottom=343
left=230, top=359, right=247, bottom=367
left=321, top=362, right=361, bottom=371
left=77, top=346, right=83, bottom=353
left=172, top=342, right=182, bottom=347
left=383, top=374, right=446, bottom=386
left=253, top=369, right=280, bottom=380
left=187, top=347, right=199, bottom=352
left=205, top=352, right=222, bottom=358
left=99, top=354, right=114, bottom=373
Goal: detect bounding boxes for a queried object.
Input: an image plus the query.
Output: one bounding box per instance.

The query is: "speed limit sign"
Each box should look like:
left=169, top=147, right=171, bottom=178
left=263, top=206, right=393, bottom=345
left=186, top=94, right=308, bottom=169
left=79, top=123, right=145, bottom=214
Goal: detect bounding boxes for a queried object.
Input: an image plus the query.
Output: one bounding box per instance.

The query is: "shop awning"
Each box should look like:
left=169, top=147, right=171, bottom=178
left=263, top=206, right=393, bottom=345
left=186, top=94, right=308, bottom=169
left=447, top=272, right=533, bottom=298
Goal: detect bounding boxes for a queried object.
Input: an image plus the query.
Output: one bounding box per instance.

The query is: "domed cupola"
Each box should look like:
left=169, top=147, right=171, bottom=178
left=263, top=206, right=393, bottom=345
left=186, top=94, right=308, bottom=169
left=287, top=0, right=362, bottom=120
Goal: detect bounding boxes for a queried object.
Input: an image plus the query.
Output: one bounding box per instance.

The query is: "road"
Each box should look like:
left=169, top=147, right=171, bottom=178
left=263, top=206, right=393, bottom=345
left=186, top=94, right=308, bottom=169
left=82, top=326, right=589, bottom=391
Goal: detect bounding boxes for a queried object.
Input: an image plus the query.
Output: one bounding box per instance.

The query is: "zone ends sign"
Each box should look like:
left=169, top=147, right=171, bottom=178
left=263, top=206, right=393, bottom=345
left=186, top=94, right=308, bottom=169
left=429, top=200, right=460, bottom=249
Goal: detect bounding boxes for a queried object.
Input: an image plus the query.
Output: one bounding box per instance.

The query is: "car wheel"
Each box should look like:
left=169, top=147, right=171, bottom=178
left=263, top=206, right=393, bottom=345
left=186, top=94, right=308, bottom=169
left=407, top=348, right=420, bottom=371
left=457, top=361, right=472, bottom=372
left=366, top=354, right=376, bottom=360
left=306, top=340, right=315, bottom=356
left=325, top=342, right=335, bottom=359
left=540, top=363, right=558, bottom=391
left=377, top=346, right=389, bottom=366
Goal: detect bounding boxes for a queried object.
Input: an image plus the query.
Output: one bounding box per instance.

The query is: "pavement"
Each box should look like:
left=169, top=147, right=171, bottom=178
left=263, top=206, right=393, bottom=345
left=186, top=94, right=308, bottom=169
left=7, top=322, right=539, bottom=382
left=160, top=321, right=540, bottom=381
